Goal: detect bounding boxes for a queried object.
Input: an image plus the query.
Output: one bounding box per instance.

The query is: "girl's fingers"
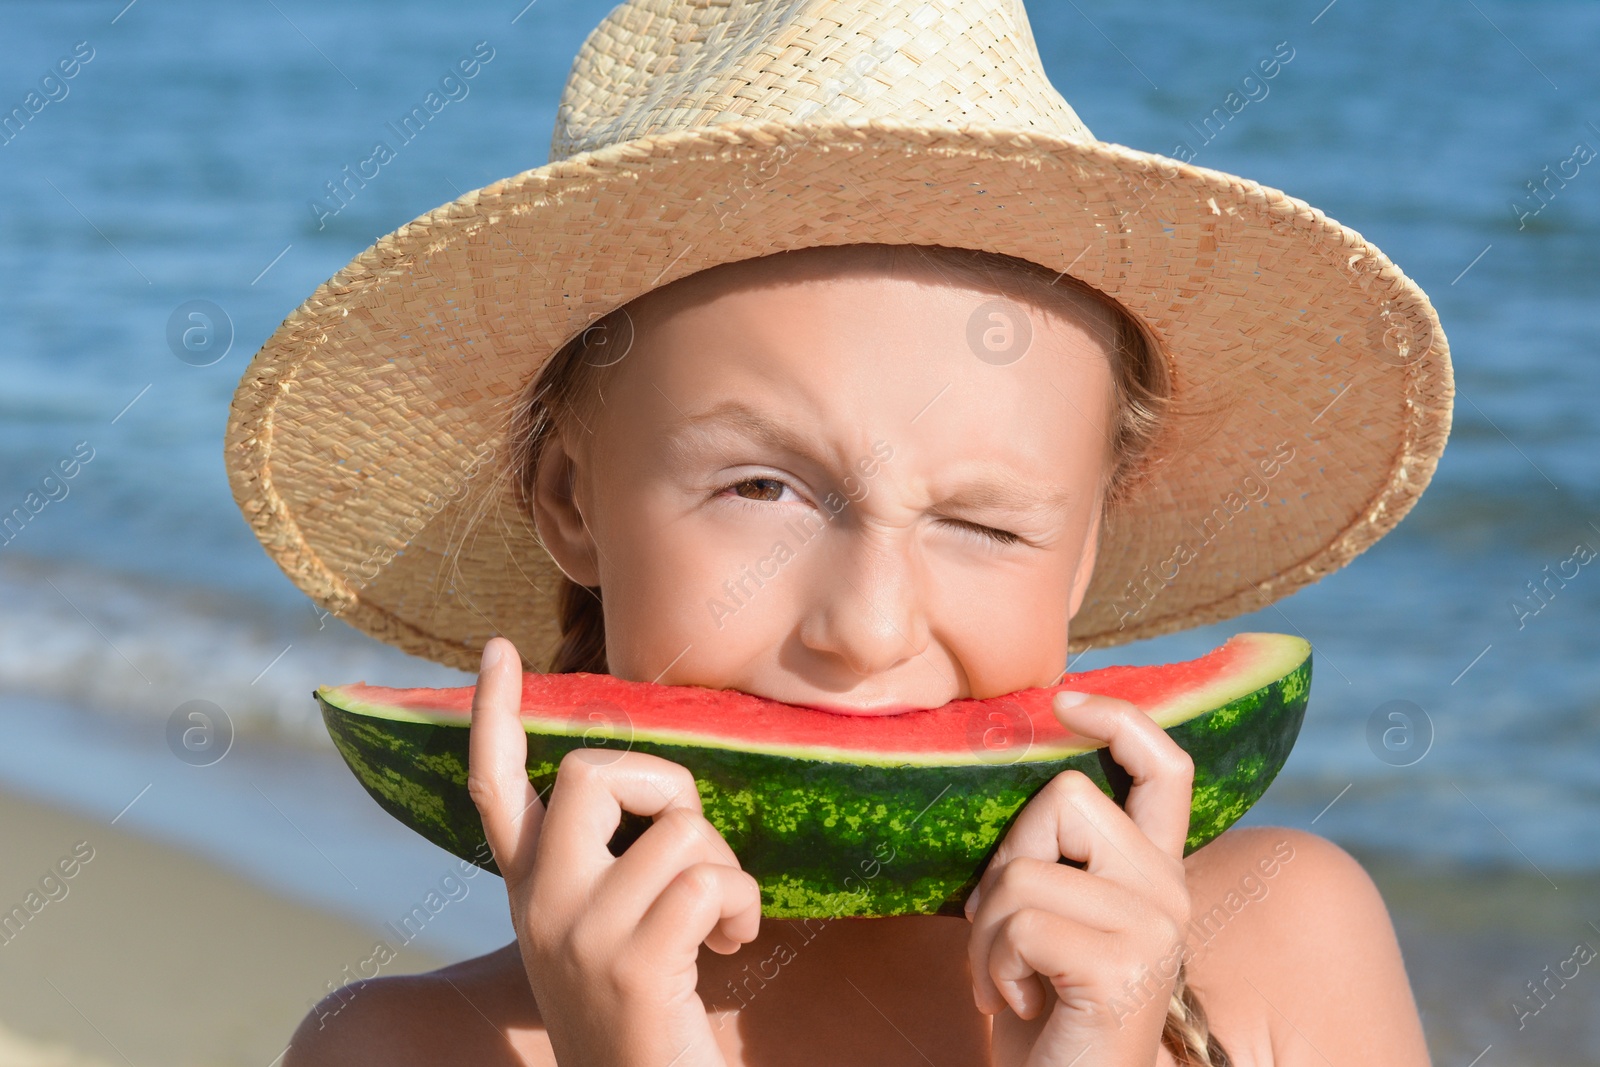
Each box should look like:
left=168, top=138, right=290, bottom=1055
left=634, top=861, right=762, bottom=961
left=986, top=908, right=1119, bottom=1021
left=965, top=856, right=1135, bottom=1014
left=1049, top=691, right=1195, bottom=859
left=592, top=805, right=741, bottom=919
left=970, top=766, right=1181, bottom=923
left=533, top=748, right=705, bottom=883
left=961, top=693, right=1196, bottom=1025
left=467, top=636, right=544, bottom=881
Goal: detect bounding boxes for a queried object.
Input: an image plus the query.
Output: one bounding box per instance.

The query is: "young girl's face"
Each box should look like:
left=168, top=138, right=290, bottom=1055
left=533, top=254, right=1115, bottom=712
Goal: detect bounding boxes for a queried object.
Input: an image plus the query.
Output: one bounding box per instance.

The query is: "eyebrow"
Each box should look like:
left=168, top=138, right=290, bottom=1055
left=670, top=399, right=1082, bottom=518
left=674, top=399, right=821, bottom=461
left=935, top=474, right=1080, bottom=517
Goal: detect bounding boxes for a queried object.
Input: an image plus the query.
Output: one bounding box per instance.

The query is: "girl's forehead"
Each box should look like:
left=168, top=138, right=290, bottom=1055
left=628, top=266, right=1115, bottom=404
left=591, top=268, right=1116, bottom=491
left=634, top=248, right=1115, bottom=339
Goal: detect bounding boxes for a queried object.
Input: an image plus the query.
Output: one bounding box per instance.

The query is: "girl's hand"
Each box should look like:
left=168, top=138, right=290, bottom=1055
left=966, top=691, right=1194, bottom=1067
left=468, top=636, right=761, bottom=1067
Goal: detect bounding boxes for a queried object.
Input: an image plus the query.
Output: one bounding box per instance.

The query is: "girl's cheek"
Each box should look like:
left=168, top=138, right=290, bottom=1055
left=936, top=560, right=1075, bottom=692
left=603, top=508, right=792, bottom=670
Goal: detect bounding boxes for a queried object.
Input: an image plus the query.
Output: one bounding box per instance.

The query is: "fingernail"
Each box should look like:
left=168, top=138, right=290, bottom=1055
left=963, top=883, right=982, bottom=919
left=481, top=640, right=503, bottom=671
left=1055, top=690, right=1090, bottom=708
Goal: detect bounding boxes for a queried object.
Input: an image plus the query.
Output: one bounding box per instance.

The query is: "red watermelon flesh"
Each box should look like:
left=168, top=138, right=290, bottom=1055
left=329, top=631, right=1303, bottom=766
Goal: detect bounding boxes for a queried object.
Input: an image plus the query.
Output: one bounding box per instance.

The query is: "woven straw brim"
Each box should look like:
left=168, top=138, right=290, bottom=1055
left=225, top=118, right=1452, bottom=674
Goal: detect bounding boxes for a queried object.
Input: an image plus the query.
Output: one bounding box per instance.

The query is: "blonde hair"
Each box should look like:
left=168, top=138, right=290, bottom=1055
left=509, top=243, right=1229, bottom=1065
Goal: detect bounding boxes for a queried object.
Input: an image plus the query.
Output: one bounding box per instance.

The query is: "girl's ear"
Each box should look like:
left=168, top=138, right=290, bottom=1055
left=531, top=423, right=602, bottom=587
left=1066, top=496, right=1103, bottom=622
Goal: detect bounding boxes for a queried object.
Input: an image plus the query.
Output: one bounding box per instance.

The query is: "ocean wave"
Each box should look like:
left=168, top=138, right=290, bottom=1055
left=0, top=552, right=474, bottom=747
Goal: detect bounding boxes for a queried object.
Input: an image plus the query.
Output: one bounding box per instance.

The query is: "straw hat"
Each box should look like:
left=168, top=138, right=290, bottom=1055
left=225, top=0, right=1453, bottom=675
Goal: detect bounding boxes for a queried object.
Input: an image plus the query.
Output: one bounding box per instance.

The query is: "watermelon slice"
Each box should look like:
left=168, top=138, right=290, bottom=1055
left=317, top=631, right=1310, bottom=918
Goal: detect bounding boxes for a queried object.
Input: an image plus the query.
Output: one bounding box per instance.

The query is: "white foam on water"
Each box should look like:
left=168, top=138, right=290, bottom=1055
left=0, top=553, right=475, bottom=747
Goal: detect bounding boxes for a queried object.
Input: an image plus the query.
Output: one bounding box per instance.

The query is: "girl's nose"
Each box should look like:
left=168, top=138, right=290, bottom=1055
left=797, top=533, right=931, bottom=678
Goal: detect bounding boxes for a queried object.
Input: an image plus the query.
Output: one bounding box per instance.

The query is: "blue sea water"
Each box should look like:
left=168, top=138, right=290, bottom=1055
left=0, top=0, right=1596, bottom=955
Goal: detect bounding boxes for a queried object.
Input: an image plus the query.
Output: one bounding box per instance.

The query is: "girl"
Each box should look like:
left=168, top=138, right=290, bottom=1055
left=228, top=1, right=1452, bottom=1063
left=284, top=242, right=1433, bottom=1065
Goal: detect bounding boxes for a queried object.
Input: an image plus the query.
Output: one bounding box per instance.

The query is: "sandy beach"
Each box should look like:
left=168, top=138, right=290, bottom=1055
left=0, top=788, right=446, bottom=1067
left=1356, top=845, right=1600, bottom=1067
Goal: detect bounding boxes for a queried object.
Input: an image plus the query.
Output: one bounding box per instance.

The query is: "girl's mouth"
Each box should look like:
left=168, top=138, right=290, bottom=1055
left=791, top=700, right=933, bottom=717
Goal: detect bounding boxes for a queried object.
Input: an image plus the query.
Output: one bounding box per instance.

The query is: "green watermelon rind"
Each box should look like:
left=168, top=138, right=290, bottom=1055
left=317, top=636, right=1311, bottom=919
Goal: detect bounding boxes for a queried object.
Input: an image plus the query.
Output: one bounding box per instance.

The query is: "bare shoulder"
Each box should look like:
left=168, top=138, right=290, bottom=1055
left=1179, top=826, right=1431, bottom=1067
left=283, top=943, right=554, bottom=1067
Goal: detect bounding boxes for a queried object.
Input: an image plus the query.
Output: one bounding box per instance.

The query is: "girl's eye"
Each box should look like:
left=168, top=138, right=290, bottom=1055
left=721, top=477, right=791, bottom=503
left=943, top=518, right=1022, bottom=546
